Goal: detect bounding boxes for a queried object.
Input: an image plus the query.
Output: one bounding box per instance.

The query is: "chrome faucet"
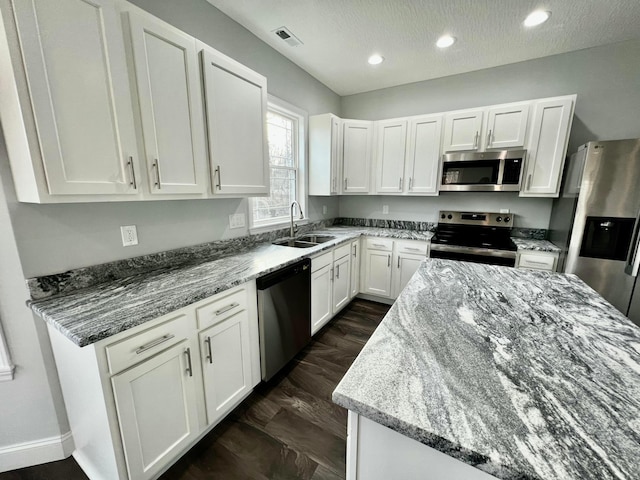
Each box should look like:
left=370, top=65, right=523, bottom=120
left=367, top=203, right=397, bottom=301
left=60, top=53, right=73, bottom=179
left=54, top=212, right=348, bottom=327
left=290, top=201, right=304, bottom=238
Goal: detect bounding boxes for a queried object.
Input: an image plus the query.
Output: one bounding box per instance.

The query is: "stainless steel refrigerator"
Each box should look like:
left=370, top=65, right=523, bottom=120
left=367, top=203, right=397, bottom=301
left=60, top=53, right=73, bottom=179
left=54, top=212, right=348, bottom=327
left=549, top=139, right=640, bottom=326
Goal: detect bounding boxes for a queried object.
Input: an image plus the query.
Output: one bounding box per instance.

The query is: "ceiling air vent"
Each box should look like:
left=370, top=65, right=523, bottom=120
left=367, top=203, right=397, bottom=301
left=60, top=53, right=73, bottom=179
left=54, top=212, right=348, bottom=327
left=272, top=27, right=303, bottom=47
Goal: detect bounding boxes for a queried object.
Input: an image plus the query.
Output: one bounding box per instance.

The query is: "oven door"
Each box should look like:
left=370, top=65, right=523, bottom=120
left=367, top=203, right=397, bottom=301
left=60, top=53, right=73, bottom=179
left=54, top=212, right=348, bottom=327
left=430, top=244, right=516, bottom=267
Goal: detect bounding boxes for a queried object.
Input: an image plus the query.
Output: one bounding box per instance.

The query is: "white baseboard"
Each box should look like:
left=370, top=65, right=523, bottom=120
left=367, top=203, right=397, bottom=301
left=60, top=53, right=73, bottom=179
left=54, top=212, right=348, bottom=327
left=0, top=431, right=74, bottom=472
left=0, top=364, right=15, bottom=382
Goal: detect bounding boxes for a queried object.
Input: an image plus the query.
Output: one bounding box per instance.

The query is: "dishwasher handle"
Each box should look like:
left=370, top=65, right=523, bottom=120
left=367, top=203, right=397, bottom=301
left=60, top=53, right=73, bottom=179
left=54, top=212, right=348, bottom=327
left=256, top=258, right=311, bottom=290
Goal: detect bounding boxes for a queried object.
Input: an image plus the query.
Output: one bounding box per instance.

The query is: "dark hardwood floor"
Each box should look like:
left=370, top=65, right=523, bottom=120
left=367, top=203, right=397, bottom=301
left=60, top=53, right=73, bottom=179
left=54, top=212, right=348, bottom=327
left=0, top=299, right=389, bottom=480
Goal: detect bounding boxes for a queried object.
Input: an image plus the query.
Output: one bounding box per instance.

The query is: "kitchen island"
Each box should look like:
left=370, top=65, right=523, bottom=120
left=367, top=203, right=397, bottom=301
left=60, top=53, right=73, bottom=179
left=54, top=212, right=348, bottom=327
left=333, top=259, right=640, bottom=480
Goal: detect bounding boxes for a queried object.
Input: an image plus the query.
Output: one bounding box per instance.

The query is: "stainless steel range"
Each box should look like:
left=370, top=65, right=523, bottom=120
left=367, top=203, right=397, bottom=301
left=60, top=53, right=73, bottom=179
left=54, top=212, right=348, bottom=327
left=431, top=211, right=517, bottom=266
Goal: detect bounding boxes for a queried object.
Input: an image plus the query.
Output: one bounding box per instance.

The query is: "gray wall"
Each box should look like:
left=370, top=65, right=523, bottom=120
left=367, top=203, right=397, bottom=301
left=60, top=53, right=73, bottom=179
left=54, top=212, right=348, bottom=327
left=0, top=0, right=339, bottom=456
left=340, top=39, right=640, bottom=228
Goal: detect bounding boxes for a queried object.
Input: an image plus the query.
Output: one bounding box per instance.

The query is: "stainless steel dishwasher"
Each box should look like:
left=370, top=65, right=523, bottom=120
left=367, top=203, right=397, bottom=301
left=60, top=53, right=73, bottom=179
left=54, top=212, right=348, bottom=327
left=256, top=258, right=311, bottom=381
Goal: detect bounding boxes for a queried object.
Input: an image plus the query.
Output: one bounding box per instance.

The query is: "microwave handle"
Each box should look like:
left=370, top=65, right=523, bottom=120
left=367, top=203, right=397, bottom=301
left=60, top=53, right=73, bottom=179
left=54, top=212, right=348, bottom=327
left=625, top=210, right=640, bottom=277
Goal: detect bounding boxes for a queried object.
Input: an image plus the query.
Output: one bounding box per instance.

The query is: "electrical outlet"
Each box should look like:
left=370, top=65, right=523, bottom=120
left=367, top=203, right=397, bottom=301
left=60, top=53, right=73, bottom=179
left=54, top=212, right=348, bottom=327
left=120, top=225, right=138, bottom=247
left=322, top=205, right=327, bottom=215
left=382, top=205, right=389, bottom=214
left=229, top=213, right=246, bottom=229
left=500, top=208, right=510, bottom=214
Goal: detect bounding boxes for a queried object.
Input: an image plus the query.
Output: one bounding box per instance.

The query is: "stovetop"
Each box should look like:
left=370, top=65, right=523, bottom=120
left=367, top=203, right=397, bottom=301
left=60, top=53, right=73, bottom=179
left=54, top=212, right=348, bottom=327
left=432, top=211, right=517, bottom=251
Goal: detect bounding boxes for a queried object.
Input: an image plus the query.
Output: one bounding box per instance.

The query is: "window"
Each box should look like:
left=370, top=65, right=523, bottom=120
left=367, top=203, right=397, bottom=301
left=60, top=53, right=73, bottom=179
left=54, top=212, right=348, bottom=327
left=250, top=97, right=306, bottom=230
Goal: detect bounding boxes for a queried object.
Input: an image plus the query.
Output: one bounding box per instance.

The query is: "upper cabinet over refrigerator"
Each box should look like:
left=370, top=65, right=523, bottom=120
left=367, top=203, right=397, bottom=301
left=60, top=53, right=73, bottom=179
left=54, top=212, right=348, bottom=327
left=199, top=42, right=269, bottom=197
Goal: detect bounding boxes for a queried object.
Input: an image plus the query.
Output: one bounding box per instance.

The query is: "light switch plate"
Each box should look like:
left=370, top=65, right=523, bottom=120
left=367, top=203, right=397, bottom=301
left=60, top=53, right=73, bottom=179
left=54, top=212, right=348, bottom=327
left=229, top=213, right=246, bottom=229
left=322, top=205, right=327, bottom=215
left=500, top=208, right=510, bottom=214
left=382, top=205, right=389, bottom=214
left=120, top=225, right=138, bottom=246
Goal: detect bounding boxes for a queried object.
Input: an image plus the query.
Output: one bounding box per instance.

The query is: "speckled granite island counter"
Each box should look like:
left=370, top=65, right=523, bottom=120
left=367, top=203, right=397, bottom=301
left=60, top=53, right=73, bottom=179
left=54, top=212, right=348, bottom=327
left=333, top=259, right=640, bottom=480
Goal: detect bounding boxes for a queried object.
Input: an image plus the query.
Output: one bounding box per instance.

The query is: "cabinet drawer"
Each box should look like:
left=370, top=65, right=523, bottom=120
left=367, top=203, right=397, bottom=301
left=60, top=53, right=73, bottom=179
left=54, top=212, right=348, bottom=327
left=312, top=251, right=333, bottom=272
left=366, top=237, right=393, bottom=252
left=105, top=314, right=189, bottom=375
left=333, top=243, right=352, bottom=261
left=196, top=287, right=247, bottom=330
left=517, top=252, right=557, bottom=271
left=395, top=240, right=428, bottom=256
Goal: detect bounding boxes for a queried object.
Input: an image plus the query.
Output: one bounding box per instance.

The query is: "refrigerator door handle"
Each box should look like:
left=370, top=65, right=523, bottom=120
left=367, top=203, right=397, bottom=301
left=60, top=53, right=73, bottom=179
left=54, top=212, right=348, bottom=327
left=625, top=211, right=640, bottom=277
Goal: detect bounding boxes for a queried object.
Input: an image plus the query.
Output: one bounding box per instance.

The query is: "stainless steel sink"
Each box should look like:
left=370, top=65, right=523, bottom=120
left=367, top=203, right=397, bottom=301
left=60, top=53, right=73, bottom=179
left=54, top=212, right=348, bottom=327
left=298, top=234, right=336, bottom=243
left=272, top=239, right=318, bottom=248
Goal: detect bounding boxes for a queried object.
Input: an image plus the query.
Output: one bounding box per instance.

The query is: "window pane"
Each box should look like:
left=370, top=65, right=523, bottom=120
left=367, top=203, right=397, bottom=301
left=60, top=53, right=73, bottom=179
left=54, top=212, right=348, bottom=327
left=253, top=168, right=296, bottom=223
left=267, top=112, right=294, bottom=168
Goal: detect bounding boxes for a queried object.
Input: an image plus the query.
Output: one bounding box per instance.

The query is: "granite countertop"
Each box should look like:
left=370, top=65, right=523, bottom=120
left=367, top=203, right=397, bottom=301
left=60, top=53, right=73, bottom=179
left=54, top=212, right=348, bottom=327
left=511, top=238, right=561, bottom=252
left=29, top=227, right=433, bottom=347
left=333, top=259, right=640, bottom=480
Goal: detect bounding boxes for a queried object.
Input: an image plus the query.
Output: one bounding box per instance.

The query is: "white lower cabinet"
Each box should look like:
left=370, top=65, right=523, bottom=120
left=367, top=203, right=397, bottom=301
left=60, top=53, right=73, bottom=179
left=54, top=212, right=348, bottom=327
left=349, top=240, right=361, bottom=299
left=46, top=281, right=260, bottom=480
left=516, top=250, right=559, bottom=272
left=333, top=249, right=352, bottom=313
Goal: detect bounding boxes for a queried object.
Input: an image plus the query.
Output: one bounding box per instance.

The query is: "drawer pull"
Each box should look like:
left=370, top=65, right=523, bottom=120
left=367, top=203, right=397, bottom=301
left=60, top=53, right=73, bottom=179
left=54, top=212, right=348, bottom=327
left=135, top=334, right=175, bottom=355
left=405, top=247, right=421, bottom=252
left=185, top=348, right=193, bottom=377
left=204, top=336, right=213, bottom=364
left=526, top=260, right=551, bottom=266
left=215, top=302, right=239, bottom=316
left=372, top=243, right=387, bottom=248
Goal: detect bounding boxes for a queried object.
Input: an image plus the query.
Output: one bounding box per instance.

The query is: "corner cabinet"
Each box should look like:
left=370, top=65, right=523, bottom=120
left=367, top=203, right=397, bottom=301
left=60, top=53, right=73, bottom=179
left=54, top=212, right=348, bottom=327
left=0, top=0, right=140, bottom=202
left=520, top=96, right=575, bottom=197
left=200, top=43, right=269, bottom=197
left=46, top=281, right=260, bottom=480
left=309, top=113, right=342, bottom=195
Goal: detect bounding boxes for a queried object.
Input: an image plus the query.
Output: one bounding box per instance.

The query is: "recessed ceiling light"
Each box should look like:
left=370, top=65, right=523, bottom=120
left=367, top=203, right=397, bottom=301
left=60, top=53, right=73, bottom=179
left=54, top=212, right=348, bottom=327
left=436, top=35, right=456, bottom=48
left=368, top=54, right=384, bottom=65
left=524, top=10, right=551, bottom=27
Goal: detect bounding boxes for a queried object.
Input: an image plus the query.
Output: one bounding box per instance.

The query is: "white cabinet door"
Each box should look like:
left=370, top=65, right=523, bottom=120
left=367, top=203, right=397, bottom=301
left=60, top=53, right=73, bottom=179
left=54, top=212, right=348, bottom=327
left=309, top=114, right=341, bottom=195
left=311, top=264, right=333, bottom=335
left=442, top=110, right=483, bottom=152
left=111, top=340, right=199, bottom=480
left=12, top=0, right=138, bottom=195
left=332, top=254, right=351, bottom=314
left=520, top=98, right=574, bottom=197
left=393, top=253, right=424, bottom=298
left=363, top=250, right=393, bottom=298
left=485, top=103, right=530, bottom=150
left=405, top=115, right=443, bottom=195
left=349, top=240, right=360, bottom=299
left=342, top=120, right=373, bottom=193
left=201, top=45, right=269, bottom=196
left=199, top=309, right=253, bottom=426
left=375, top=120, right=407, bottom=193
left=126, top=12, right=207, bottom=195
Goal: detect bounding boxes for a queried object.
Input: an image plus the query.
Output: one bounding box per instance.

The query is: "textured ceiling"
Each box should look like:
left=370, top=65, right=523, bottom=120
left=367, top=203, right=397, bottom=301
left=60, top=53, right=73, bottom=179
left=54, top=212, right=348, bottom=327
left=206, top=0, right=640, bottom=96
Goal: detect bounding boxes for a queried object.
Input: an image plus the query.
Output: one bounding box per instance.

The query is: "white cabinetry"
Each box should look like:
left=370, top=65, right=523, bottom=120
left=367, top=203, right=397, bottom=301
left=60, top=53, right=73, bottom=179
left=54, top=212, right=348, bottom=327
left=375, top=119, right=407, bottom=194
left=443, top=110, right=484, bottom=152
left=485, top=103, right=529, bottom=149
left=516, top=251, right=559, bottom=272
left=349, top=239, right=361, bottom=299
left=362, top=238, right=394, bottom=298
left=1, top=0, right=140, bottom=201
left=520, top=97, right=575, bottom=197
left=309, top=113, right=342, bottom=195
left=332, top=244, right=352, bottom=313
left=342, top=120, right=373, bottom=193
left=392, top=241, right=429, bottom=297
left=46, top=281, right=260, bottom=480
left=124, top=9, right=207, bottom=195
left=405, top=115, right=443, bottom=195
left=200, top=43, right=269, bottom=196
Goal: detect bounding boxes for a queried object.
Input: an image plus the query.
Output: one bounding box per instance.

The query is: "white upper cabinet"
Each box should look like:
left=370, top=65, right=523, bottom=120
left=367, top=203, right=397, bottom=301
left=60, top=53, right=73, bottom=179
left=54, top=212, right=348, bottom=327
left=200, top=43, right=269, bottom=196
left=442, top=110, right=484, bottom=152
left=484, top=103, right=530, bottom=149
left=375, top=119, right=407, bottom=194
left=520, top=96, right=575, bottom=197
left=3, top=0, right=140, bottom=201
left=342, top=120, right=373, bottom=193
left=124, top=10, right=208, bottom=195
left=309, top=113, right=341, bottom=195
left=405, top=114, right=443, bottom=195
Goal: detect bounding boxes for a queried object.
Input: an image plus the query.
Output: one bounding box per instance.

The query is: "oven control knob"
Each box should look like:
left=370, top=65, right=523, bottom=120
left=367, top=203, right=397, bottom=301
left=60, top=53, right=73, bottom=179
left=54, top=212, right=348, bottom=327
left=447, top=214, right=453, bottom=219
left=441, top=214, right=446, bottom=219
left=496, top=216, right=502, bottom=222
left=504, top=216, right=511, bottom=223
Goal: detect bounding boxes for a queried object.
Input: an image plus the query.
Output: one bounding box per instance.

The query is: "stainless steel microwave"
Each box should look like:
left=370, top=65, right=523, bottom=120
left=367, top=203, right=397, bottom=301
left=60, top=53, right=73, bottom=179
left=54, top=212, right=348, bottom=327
left=440, top=150, right=525, bottom=192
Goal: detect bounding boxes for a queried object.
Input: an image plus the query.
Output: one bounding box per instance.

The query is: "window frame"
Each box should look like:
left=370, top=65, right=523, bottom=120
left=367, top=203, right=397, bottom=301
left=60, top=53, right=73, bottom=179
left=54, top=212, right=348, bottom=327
left=249, top=96, right=307, bottom=233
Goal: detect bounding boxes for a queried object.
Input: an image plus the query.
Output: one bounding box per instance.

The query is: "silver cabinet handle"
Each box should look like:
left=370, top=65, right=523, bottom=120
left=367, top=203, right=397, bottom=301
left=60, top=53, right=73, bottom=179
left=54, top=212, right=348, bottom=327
left=372, top=243, right=387, bottom=248
left=330, top=267, right=334, bottom=281
left=526, top=260, right=551, bottom=266
left=527, top=173, right=532, bottom=190
left=204, top=337, right=213, bottom=364
left=332, top=177, right=336, bottom=192
left=215, top=302, right=239, bottom=316
left=135, top=334, right=175, bottom=355
left=408, top=177, right=412, bottom=190
left=215, top=166, right=221, bottom=190
left=344, top=178, right=348, bottom=190
left=184, top=347, right=193, bottom=377
left=336, top=264, right=340, bottom=279
left=127, top=157, right=137, bottom=189
left=387, top=254, right=391, bottom=267
left=399, top=177, right=402, bottom=190
left=473, top=131, right=479, bottom=149
left=405, top=247, right=421, bottom=252
left=487, top=129, right=492, bottom=147
left=153, top=159, right=161, bottom=189
left=353, top=245, right=357, bottom=258
left=397, top=255, right=401, bottom=268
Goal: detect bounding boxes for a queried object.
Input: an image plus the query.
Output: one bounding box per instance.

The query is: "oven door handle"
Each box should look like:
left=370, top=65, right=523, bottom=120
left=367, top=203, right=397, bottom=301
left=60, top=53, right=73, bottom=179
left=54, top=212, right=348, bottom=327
left=625, top=210, right=640, bottom=277
left=430, top=243, right=517, bottom=259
